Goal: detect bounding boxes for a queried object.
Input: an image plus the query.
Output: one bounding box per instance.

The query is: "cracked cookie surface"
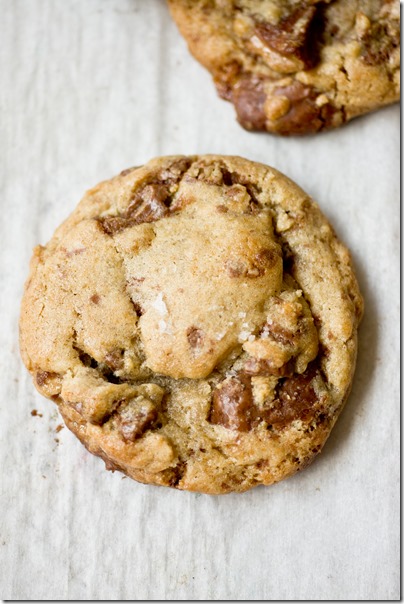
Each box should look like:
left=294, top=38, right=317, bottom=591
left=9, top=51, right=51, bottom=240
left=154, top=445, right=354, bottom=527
left=167, top=0, right=400, bottom=135
left=20, top=155, right=363, bottom=493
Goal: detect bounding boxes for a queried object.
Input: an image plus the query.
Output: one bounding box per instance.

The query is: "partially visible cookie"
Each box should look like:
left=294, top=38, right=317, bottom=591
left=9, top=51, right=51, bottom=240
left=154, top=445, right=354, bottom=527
left=168, top=0, right=400, bottom=135
left=20, top=155, right=363, bottom=493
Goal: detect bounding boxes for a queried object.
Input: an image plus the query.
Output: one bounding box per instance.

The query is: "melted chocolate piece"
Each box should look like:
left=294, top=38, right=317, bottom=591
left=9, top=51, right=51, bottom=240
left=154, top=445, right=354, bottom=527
left=263, top=365, right=319, bottom=425
left=254, top=4, right=317, bottom=68
left=99, top=159, right=193, bottom=234
left=36, top=371, right=55, bottom=387
left=360, top=21, right=399, bottom=66
left=232, top=76, right=268, bottom=131
left=99, top=184, right=169, bottom=234
left=210, top=364, right=322, bottom=431
left=117, top=399, right=158, bottom=442
left=127, top=183, right=170, bottom=219
left=272, top=81, right=336, bottom=135
left=210, top=374, right=255, bottom=431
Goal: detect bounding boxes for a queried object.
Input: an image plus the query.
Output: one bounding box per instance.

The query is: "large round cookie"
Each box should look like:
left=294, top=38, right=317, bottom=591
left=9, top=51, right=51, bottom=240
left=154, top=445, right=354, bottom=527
left=168, top=0, right=400, bottom=135
left=20, top=156, right=363, bottom=493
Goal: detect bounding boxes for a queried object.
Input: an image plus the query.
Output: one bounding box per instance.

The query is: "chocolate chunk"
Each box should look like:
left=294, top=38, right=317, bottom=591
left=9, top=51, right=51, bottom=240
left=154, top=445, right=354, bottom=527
left=255, top=4, right=317, bottom=68
left=233, top=76, right=335, bottom=134
left=210, top=365, right=320, bottom=431
left=254, top=248, right=280, bottom=272
left=360, top=22, right=399, bottom=66
left=232, top=76, right=268, bottom=131
left=261, top=321, right=295, bottom=346
left=98, top=216, right=132, bottom=235
left=99, top=183, right=170, bottom=234
left=271, top=81, right=335, bottom=135
left=117, top=398, right=158, bottom=442
left=158, top=157, right=192, bottom=185
left=225, top=248, right=278, bottom=278
left=210, top=374, right=254, bottom=431
left=127, top=183, right=170, bottom=221
left=36, top=371, right=53, bottom=387
left=98, top=161, right=194, bottom=235
left=263, top=365, right=319, bottom=425
left=34, top=370, right=61, bottom=397
left=187, top=326, right=205, bottom=349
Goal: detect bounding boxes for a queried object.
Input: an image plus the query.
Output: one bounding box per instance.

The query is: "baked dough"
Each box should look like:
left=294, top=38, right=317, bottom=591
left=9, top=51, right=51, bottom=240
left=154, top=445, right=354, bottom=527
left=20, top=155, right=363, bottom=493
left=168, top=0, right=400, bottom=135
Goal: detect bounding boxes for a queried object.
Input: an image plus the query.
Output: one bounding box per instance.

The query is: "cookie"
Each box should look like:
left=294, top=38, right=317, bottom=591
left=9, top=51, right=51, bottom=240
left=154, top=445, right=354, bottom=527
left=167, top=0, right=400, bottom=135
left=20, top=155, right=363, bottom=493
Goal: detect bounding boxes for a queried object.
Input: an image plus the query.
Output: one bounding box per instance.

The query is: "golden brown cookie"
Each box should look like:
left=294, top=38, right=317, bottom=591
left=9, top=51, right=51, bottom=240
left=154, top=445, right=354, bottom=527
left=167, top=0, right=400, bottom=135
left=20, top=155, right=363, bottom=493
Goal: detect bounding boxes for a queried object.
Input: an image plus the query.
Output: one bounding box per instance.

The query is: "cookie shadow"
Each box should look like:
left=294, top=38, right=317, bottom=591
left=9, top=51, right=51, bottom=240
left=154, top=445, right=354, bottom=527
left=314, top=250, right=376, bottom=464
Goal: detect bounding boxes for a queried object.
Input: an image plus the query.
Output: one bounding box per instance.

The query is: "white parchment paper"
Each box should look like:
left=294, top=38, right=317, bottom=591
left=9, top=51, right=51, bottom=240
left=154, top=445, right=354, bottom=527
left=0, top=0, right=399, bottom=599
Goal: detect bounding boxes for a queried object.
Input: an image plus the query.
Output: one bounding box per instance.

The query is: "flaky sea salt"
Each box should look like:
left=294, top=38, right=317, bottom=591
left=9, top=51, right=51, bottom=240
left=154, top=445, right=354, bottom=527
left=151, top=292, right=168, bottom=315
left=158, top=319, right=172, bottom=334
left=238, top=330, right=251, bottom=342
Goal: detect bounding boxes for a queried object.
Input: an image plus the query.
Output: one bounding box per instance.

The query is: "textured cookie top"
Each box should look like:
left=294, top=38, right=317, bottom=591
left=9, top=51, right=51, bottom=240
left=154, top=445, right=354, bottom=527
left=111, top=175, right=283, bottom=380
left=20, top=156, right=363, bottom=493
left=168, top=0, right=400, bottom=134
